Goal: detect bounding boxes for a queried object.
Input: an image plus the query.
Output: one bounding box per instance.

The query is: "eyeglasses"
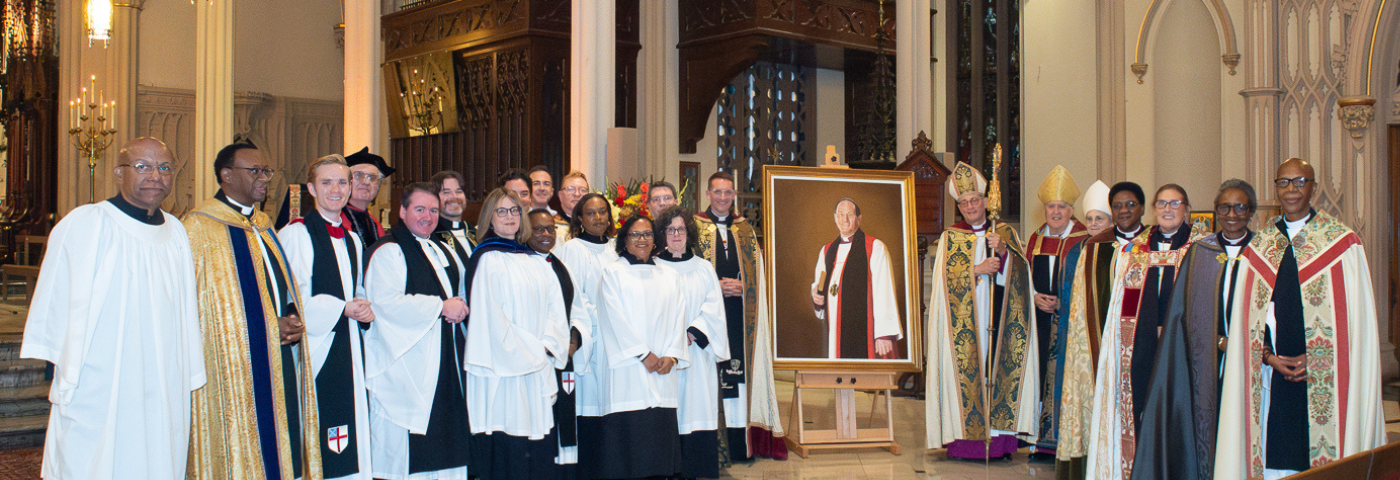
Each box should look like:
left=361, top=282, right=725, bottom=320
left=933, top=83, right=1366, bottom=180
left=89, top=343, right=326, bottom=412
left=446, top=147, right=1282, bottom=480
left=120, top=163, right=174, bottom=176
left=651, top=195, right=675, bottom=203
left=352, top=172, right=384, bottom=184
left=664, top=227, right=686, bottom=235
left=232, top=167, right=276, bottom=179
left=494, top=206, right=522, bottom=217
left=1112, top=201, right=1140, bottom=210
left=1274, top=177, right=1312, bottom=189
left=532, top=225, right=554, bottom=234
left=1215, top=203, right=1251, bottom=216
left=627, top=231, right=654, bottom=240
left=956, top=197, right=982, bottom=207
left=560, top=186, right=587, bottom=194
left=1154, top=199, right=1184, bottom=209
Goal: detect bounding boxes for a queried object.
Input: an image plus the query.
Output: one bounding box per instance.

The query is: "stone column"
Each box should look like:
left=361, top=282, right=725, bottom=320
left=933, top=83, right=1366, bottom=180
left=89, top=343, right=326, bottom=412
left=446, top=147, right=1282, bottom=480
left=106, top=2, right=143, bottom=157
left=895, top=0, right=933, bottom=159
left=637, top=0, right=679, bottom=182
left=343, top=0, right=384, bottom=156
left=195, top=0, right=234, bottom=202
left=1242, top=0, right=1283, bottom=204
left=571, top=0, right=616, bottom=185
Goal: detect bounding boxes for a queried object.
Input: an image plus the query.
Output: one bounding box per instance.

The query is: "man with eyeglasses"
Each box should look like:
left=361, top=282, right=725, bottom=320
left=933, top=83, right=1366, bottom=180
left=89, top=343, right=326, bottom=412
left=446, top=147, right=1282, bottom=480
left=361, top=182, right=473, bottom=480
left=808, top=198, right=902, bottom=360
left=1216, top=159, right=1384, bottom=479
left=1057, top=181, right=1146, bottom=476
left=184, top=142, right=322, bottom=480
left=22, top=138, right=205, bottom=480
left=1023, top=166, right=1088, bottom=462
left=925, top=161, right=1036, bottom=460
left=344, top=147, right=396, bottom=249
left=554, top=171, right=591, bottom=242
left=431, top=170, right=477, bottom=262
left=693, top=171, right=787, bottom=461
left=1086, top=183, right=1207, bottom=479
left=1132, top=179, right=1257, bottom=479
left=647, top=180, right=679, bottom=219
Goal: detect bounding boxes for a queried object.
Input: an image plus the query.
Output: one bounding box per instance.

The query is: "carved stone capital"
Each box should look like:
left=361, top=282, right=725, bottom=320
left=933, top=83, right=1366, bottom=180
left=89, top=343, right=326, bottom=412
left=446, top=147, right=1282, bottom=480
left=1336, top=96, right=1375, bottom=139
left=1131, top=63, right=1148, bottom=84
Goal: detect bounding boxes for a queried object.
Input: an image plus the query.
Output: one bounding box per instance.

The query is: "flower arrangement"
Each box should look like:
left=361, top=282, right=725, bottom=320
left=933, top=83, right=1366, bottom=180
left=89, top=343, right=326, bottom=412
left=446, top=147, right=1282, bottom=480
left=600, top=177, right=689, bottom=229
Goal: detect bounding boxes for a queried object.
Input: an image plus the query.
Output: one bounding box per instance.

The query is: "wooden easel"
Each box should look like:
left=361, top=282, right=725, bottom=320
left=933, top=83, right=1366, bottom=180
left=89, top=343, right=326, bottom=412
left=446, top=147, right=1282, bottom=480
left=784, top=370, right=901, bottom=458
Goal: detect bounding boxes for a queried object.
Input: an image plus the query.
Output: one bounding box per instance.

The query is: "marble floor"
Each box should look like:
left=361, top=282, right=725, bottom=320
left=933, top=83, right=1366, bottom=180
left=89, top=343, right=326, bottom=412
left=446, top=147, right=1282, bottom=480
left=722, top=371, right=1400, bottom=480
left=722, top=372, right=1056, bottom=480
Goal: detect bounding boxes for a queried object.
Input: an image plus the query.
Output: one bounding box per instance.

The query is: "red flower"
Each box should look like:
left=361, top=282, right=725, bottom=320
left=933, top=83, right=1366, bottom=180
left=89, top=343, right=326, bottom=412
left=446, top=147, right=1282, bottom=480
left=614, top=195, right=626, bottom=207
left=616, top=185, right=627, bottom=197
left=640, top=183, right=650, bottom=193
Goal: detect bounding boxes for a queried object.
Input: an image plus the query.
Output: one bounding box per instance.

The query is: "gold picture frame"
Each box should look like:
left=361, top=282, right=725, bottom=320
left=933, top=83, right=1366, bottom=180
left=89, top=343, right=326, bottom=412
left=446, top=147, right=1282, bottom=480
left=762, top=165, right=923, bottom=372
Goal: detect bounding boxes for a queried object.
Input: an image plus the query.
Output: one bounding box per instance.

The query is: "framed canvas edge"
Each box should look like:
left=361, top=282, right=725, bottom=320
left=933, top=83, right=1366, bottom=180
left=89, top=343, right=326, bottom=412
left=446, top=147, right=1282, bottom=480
left=761, top=165, right=924, bottom=373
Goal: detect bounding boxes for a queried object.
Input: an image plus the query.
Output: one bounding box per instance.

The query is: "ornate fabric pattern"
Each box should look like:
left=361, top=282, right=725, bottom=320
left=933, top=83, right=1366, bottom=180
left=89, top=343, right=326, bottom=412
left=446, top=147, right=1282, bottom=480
left=988, top=223, right=1032, bottom=433
left=941, top=229, right=987, bottom=439
left=184, top=199, right=323, bottom=480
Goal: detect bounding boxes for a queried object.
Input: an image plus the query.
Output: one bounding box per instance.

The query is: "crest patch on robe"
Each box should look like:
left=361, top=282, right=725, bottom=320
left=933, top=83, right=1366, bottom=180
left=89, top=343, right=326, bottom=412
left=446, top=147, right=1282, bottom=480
left=327, top=425, right=349, bottom=454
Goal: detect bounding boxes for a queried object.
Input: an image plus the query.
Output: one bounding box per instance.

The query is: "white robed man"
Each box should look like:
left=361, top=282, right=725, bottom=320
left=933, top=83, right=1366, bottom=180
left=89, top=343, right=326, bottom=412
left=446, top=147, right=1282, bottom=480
left=552, top=192, right=615, bottom=469
left=523, top=209, right=592, bottom=474
left=554, top=171, right=590, bottom=242
left=925, top=161, right=1038, bottom=459
left=362, top=183, right=473, bottom=480
left=528, top=165, right=558, bottom=215
left=809, top=198, right=902, bottom=359
left=462, top=190, right=571, bottom=480
left=694, top=171, right=786, bottom=461
left=1215, top=158, right=1384, bottom=479
left=184, top=142, right=322, bottom=480
left=22, top=138, right=205, bottom=480
left=278, top=155, right=377, bottom=479
left=655, top=206, right=731, bottom=479
left=584, top=215, right=688, bottom=479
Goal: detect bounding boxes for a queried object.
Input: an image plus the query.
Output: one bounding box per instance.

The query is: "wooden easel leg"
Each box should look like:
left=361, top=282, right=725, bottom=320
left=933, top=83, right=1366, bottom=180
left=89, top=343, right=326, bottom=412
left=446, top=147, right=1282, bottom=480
left=835, top=388, right=856, bottom=439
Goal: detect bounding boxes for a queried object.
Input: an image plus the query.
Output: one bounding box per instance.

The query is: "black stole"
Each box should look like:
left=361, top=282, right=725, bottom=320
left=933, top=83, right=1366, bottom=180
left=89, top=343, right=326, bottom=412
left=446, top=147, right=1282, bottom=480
left=545, top=251, right=579, bottom=447
left=343, top=205, right=382, bottom=259
left=819, top=230, right=870, bottom=358
left=1130, top=228, right=1187, bottom=432
left=301, top=212, right=363, bottom=477
left=434, top=216, right=477, bottom=262
left=709, top=215, right=744, bottom=397
left=1266, top=214, right=1310, bottom=471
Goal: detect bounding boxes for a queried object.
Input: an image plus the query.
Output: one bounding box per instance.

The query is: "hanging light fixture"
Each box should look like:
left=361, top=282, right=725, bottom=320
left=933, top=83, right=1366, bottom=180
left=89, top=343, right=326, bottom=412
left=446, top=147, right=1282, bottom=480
left=87, top=0, right=113, bottom=46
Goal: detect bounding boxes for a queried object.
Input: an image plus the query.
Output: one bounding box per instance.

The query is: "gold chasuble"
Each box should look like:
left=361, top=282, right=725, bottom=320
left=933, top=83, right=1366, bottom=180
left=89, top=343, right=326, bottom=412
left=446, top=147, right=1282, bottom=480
left=925, top=221, right=1038, bottom=453
left=1215, top=211, right=1384, bottom=478
left=694, top=214, right=786, bottom=459
left=184, top=198, right=323, bottom=480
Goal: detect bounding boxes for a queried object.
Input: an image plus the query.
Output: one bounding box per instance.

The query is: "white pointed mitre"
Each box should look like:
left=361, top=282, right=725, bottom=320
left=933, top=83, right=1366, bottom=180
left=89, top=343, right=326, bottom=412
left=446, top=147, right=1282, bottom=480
left=1081, top=180, right=1111, bottom=217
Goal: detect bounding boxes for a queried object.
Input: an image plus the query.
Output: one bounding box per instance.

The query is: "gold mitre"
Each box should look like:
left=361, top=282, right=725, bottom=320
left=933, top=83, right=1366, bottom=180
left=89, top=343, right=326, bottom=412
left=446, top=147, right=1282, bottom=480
left=1037, top=165, right=1080, bottom=206
left=946, top=161, right=987, bottom=200
left=1081, top=180, right=1111, bottom=217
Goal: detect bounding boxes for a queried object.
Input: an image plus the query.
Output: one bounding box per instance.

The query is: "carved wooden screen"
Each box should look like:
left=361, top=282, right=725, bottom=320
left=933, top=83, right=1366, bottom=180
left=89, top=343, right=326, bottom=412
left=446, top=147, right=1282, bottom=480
left=952, top=0, right=1020, bottom=221
left=715, top=61, right=812, bottom=232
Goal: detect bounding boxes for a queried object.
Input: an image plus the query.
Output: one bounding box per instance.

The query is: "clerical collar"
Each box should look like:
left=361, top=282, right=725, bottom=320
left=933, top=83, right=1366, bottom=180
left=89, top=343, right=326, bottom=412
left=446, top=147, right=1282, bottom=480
left=1219, top=230, right=1252, bottom=247
left=451, top=220, right=462, bottom=230
left=315, top=210, right=343, bottom=226
left=1158, top=227, right=1179, bottom=241
left=1041, top=224, right=1069, bottom=237
left=710, top=210, right=732, bottom=226
left=345, top=203, right=370, bottom=213
left=578, top=232, right=608, bottom=244
left=621, top=251, right=656, bottom=265
left=215, top=190, right=255, bottom=217
left=659, top=249, right=694, bottom=261
left=107, top=194, right=164, bottom=225
left=1282, top=209, right=1315, bottom=236
left=557, top=211, right=572, bottom=222
left=1116, top=225, right=1142, bottom=240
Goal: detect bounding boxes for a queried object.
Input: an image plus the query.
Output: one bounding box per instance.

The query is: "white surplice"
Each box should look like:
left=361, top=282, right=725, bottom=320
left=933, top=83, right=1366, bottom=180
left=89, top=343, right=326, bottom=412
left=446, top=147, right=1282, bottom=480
left=551, top=238, right=616, bottom=419
left=464, top=250, right=570, bottom=439
left=362, top=238, right=467, bottom=480
left=656, top=255, right=730, bottom=434
left=810, top=236, right=903, bottom=358
left=22, top=202, right=206, bottom=480
left=278, top=218, right=372, bottom=480
left=595, top=258, right=691, bottom=414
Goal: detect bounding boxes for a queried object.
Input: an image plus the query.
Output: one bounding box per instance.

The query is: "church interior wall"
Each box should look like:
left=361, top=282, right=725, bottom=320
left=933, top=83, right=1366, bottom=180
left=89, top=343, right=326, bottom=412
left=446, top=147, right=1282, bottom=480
left=1020, top=0, right=1101, bottom=231
left=138, top=0, right=196, bottom=90
left=1149, top=0, right=1223, bottom=210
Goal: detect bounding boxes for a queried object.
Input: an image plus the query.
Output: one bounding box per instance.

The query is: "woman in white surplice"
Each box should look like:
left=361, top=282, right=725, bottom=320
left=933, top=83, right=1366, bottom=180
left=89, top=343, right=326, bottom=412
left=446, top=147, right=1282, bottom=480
left=653, top=207, right=730, bottom=479
left=580, top=215, right=689, bottom=479
left=462, top=189, right=570, bottom=480
left=550, top=192, right=617, bottom=468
